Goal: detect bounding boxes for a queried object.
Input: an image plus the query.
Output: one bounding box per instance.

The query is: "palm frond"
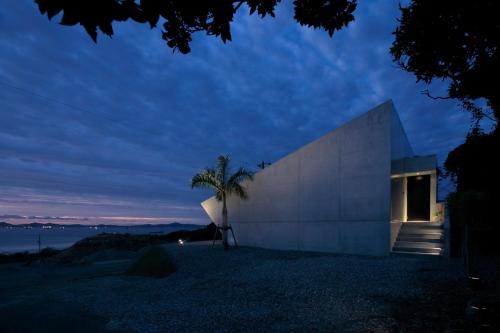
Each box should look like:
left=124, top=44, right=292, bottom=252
left=192, top=155, right=254, bottom=202
left=191, top=168, right=220, bottom=191
left=215, top=190, right=224, bottom=201
left=228, top=167, right=254, bottom=186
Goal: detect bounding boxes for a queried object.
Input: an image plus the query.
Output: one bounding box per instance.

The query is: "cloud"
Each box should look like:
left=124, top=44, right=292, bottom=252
left=0, top=0, right=471, bottom=221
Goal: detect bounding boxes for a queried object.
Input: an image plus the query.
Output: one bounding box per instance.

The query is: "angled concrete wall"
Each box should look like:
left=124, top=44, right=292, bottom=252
left=390, top=108, right=414, bottom=160
left=202, top=101, right=409, bottom=256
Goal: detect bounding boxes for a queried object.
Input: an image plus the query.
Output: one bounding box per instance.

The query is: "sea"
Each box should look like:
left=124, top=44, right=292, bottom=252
left=0, top=224, right=200, bottom=254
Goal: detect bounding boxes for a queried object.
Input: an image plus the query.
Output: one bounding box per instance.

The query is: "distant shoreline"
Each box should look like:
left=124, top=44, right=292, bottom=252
left=0, top=223, right=206, bottom=254
left=0, top=221, right=203, bottom=228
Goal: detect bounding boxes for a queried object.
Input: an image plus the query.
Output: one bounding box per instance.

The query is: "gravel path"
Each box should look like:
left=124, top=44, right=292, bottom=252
left=1, top=243, right=470, bottom=332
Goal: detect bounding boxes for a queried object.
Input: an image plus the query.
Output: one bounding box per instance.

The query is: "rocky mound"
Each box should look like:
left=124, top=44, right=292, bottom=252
left=161, top=222, right=220, bottom=242
left=50, top=223, right=219, bottom=264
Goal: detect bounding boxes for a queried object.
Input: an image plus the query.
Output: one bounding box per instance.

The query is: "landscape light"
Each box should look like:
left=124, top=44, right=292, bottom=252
left=178, top=239, right=184, bottom=247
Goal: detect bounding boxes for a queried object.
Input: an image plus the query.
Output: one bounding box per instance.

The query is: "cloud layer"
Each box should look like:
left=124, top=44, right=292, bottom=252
left=0, top=1, right=472, bottom=223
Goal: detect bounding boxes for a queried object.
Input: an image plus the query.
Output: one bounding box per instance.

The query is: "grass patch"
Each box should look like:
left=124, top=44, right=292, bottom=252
left=126, top=246, right=176, bottom=278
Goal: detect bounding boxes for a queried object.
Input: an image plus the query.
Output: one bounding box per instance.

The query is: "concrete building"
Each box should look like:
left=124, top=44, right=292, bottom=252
left=201, top=101, right=443, bottom=256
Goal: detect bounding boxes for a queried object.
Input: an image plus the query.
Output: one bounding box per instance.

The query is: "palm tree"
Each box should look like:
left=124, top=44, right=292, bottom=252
left=191, top=155, right=254, bottom=250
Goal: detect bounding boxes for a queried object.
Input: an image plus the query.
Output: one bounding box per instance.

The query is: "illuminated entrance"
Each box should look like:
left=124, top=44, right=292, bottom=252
left=407, top=174, right=430, bottom=221
left=391, top=156, right=438, bottom=223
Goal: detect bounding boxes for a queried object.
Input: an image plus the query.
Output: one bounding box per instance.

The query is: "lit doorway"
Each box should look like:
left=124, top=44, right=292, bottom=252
left=391, top=172, right=436, bottom=222
left=407, top=175, right=430, bottom=221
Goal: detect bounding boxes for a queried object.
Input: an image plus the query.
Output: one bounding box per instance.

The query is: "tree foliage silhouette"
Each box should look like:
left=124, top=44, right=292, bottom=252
left=391, top=0, right=500, bottom=124
left=35, top=0, right=357, bottom=54
left=391, top=1, right=500, bottom=207
left=444, top=129, right=499, bottom=193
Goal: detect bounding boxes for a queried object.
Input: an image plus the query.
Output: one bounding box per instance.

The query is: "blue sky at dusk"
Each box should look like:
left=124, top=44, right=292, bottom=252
left=0, top=1, right=474, bottom=224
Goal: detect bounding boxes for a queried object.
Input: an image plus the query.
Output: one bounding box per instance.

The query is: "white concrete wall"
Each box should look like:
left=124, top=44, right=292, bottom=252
left=430, top=172, right=438, bottom=221
left=202, top=101, right=400, bottom=255
left=390, top=106, right=414, bottom=160
left=391, top=177, right=405, bottom=221
left=392, top=155, right=436, bottom=175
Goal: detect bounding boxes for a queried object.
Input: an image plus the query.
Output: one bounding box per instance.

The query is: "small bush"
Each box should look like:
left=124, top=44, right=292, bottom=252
left=447, top=191, right=499, bottom=256
left=126, top=246, right=176, bottom=278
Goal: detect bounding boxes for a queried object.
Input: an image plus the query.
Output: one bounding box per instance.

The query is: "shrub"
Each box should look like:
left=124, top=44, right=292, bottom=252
left=126, top=246, right=176, bottom=278
left=447, top=191, right=498, bottom=256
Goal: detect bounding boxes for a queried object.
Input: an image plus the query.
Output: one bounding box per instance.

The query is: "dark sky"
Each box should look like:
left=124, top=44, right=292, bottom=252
left=0, top=1, right=475, bottom=224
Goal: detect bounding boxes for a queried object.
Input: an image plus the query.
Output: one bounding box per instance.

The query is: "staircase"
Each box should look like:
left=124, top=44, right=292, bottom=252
left=392, top=222, right=444, bottom=256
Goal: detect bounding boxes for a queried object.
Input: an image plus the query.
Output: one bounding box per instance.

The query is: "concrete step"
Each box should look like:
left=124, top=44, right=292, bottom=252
left=397, top=232, right=443, bottom=240
left=397, top=236, right=443, bottom=243
left=401, top=224, right=443, bottom=229
left=392, top=245, right=442, bottom=255
left=400, top=223, right=443, bottom=230
left=398, top=228, right=444, bottom=236
left=393, top=242, right=443, bottom=255
left=398, top=232, right=443, bottom=239
left=392, top=223, right=445, bottom=256
left=394, top=241, right=443, bottom=249
left=391, top=250, right=442, bottom=256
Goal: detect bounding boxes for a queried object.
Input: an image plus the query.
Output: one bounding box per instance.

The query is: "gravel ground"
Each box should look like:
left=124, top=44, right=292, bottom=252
left=0, top=242, right=477, bottom=332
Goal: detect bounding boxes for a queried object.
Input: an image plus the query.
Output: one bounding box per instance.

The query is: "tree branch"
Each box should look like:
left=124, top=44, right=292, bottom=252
left=421, top=89, right=451, bottom=100
left=422, top=89, right=496, bottom=123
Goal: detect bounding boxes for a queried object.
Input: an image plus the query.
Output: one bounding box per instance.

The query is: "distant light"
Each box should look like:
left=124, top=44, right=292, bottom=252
left=178, top=239, right=184, bottom=247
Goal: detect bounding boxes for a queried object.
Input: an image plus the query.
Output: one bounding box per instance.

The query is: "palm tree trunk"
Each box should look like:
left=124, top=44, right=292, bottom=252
left=222, top=195, right=229, bottom=250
